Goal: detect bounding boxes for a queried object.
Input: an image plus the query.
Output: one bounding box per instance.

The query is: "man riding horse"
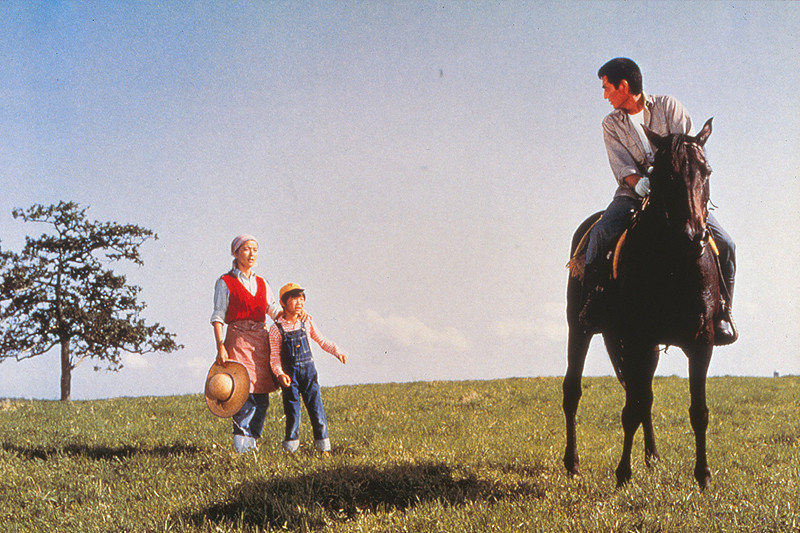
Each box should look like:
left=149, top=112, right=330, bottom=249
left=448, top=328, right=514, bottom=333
left=581, top=57, right=737, bottom=345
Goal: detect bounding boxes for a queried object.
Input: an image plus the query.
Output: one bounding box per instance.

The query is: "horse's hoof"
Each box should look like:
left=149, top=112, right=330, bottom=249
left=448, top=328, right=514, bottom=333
left=695, top=466, right=712, bottom=490
left=645, top=451, right=661, bottom=468
left=615, top=465, right=632, bottom=487
left=564, top=453, right=580, bottom=476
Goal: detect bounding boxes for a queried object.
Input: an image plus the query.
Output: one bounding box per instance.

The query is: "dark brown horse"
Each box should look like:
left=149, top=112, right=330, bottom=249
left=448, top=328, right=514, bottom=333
left=563, top=118, right=718, bottom=488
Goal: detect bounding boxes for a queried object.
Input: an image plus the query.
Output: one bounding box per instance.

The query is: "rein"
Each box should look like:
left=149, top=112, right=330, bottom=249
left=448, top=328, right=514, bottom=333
left=649, top=141, right=712, bottom=257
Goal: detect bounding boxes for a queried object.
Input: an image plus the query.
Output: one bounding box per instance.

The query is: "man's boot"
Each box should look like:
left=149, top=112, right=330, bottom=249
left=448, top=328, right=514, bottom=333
left=714, top=278, right=738, bottom=346
left=578, top=262, right=606, bottom=331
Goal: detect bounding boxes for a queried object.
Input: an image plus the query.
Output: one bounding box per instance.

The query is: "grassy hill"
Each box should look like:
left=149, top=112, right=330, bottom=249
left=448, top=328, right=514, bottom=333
left=1, top=376, right=798, bottom=532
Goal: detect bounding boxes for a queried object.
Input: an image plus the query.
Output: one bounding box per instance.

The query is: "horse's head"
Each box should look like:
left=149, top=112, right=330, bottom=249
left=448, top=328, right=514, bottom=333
left=644, top=118, right=713, bottom=245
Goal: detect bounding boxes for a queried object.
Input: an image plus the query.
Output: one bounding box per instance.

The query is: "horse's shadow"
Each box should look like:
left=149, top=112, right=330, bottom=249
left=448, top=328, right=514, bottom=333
left=188, top=461, right=546, bottom=530
left=1, top=441, right=200, bottom=460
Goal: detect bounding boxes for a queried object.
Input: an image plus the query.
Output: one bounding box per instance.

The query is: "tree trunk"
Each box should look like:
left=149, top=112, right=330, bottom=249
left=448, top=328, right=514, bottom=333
left=60, top=339, right=71, bottom=401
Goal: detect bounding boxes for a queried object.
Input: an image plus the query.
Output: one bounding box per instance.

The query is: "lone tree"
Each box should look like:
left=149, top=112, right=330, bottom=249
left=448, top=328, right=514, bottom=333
left=0, top=201, right=182, bottom=400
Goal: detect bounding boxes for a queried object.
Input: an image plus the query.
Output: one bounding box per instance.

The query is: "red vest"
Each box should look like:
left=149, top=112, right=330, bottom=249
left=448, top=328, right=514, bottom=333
left=222, top=274, right=268, bottom=323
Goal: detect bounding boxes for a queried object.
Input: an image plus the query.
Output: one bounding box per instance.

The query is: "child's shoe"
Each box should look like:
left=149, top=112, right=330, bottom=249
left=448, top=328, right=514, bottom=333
left=233, top=435, right=257, bottom=453
left=314, top=438, right=331, bottom=453
left=282, top=440, right=300, bottom=453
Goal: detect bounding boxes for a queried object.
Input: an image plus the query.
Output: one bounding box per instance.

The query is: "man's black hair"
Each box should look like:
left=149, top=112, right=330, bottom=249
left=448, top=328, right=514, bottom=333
left=598, top=57, right=643, bottom=95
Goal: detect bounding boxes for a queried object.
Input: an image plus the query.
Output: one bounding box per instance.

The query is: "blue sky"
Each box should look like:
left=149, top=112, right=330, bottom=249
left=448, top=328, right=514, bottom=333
left=1, top=1, right=798, bottom=400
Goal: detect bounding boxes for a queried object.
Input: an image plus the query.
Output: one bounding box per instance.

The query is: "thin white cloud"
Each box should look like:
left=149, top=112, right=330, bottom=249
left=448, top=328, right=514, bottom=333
left=491, top=302, right=566, bottom=343
left=364, top=309, right=470, bottom=352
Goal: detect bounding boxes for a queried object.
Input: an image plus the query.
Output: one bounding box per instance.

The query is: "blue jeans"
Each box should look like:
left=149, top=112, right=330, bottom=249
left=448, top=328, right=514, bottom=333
left=586, top=195, right=640, bottom=267
left=707, top=213, right=735, bottom=285
left=282, top=362, right=328, bottom=442
left=232, top=393, right=269, bottom=438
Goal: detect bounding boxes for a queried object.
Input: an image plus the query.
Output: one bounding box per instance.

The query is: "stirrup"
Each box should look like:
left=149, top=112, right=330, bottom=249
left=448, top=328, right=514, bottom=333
left=714, top=310, right=738, bottom=346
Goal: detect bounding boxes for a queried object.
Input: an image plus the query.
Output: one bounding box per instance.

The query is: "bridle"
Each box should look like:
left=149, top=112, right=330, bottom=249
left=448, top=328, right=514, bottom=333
left=642, top=138, right=712, bottom=258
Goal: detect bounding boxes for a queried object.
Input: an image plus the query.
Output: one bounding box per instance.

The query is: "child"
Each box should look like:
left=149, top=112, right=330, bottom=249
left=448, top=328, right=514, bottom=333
left=269, top=283, right=347, bottom=453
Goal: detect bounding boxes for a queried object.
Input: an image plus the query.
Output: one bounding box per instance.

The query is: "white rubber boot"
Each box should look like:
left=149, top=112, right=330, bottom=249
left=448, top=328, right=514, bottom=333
left=234, top=435, right=257, bottom=453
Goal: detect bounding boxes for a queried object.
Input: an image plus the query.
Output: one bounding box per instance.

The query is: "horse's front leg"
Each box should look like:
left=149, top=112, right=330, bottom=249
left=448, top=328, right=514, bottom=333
left=563, top=326, right=591, bottom=476
left=688, top=343, right=713, bottom=489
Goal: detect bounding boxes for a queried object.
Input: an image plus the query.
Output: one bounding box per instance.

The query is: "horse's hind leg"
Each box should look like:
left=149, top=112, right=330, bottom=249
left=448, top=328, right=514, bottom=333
left=615, top=344, right=658, bottom=487
left=563, top=326, right=591, bottom=476
left=563, top=218, right=601, bottom=477
left=605, top=338, right=660, bottom=468
left=688, top=345, right=713, bottom=489
left=642, top=414, right=660, bottom=467
left=642, top=346, right=660, bottom=467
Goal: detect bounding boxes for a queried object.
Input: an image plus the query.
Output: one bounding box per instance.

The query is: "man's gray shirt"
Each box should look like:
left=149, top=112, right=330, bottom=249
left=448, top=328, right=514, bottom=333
left=602, top=93, right=694, bottom=199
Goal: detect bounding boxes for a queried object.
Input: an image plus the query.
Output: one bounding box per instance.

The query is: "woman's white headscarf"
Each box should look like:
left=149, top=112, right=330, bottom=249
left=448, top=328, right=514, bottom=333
left=230, top=234, right=258, bottom=271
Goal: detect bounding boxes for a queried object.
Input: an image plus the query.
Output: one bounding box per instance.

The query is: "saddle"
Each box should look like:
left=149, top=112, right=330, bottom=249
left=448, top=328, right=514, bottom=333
left=566, top=217, right=602, bottom=281
left=566, top=211, right=721, bottom=283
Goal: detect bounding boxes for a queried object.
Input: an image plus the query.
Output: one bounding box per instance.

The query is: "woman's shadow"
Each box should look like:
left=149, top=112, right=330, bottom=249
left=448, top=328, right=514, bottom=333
left=1, top=441, right=200, bottom=460
left=187, top=460, right=546, bottom=530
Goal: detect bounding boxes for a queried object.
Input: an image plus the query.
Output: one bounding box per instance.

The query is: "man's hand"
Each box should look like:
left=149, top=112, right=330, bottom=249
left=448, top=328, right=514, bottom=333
left=278, top=374, right=292, bottom=388
left=635, top=176, right=651, bottom=197
left=337, top=353, right=348, bottom=364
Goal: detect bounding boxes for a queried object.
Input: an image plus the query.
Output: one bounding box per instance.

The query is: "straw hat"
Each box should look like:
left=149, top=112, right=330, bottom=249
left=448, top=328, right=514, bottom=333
left=204, top=361, right=250, bottom=418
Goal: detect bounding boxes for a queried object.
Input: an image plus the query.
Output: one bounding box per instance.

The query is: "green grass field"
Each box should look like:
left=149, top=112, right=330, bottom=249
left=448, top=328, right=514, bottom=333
left=1, top=376, right=798, bottom=532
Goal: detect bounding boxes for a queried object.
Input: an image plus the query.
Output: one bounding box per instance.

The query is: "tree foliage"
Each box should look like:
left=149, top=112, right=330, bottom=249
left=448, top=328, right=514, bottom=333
left=0, top=201, right=182, bottom=400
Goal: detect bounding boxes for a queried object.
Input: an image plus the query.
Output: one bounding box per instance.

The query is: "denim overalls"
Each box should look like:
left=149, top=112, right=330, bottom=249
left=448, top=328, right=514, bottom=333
left=276, top=321, right=329, bottom=452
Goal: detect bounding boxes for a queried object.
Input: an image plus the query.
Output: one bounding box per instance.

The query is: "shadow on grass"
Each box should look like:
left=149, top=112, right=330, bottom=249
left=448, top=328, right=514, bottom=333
left=188, top=461, right=547, bottom=530
left=1, top=442, right=200, bottom=460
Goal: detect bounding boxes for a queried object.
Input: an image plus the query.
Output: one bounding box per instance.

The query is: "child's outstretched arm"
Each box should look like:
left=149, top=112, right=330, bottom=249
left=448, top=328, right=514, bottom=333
left=308, top=319, right=347, bottom=364
left=268, top=324, right=292, bottom=387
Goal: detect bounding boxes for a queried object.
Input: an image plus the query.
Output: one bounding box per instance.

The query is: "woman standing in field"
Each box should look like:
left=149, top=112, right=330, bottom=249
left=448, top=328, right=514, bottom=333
left=210, top=234, right=284, bottom=452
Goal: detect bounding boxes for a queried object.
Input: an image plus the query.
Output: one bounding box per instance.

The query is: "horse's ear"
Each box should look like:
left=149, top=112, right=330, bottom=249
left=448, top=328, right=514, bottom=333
left=695, top=118, right=713, bottom=146
left=644, top=126, right=669, bottom=151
